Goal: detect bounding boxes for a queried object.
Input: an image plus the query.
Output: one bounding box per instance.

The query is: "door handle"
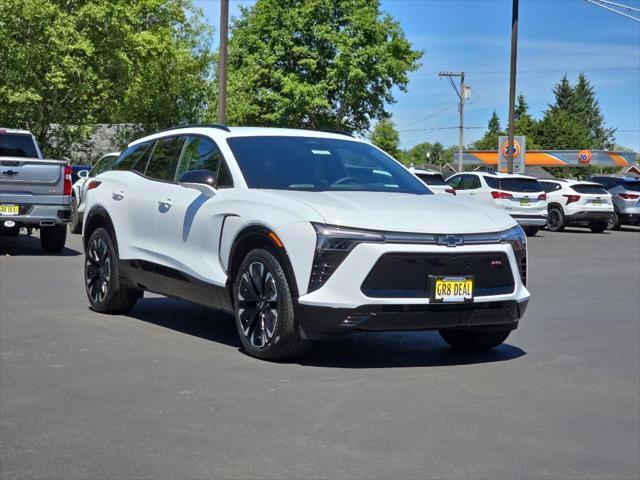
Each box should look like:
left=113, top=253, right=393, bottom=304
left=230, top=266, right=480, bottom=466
left=112, top=190, right=125, bottom=201
left=157, top=198, right=173, bottom=208
left=470, top=192, right=477, bottom=195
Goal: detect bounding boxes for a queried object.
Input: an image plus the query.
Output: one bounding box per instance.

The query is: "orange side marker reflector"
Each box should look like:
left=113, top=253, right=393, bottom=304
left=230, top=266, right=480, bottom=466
left=267, top=231, right=284, bottom=248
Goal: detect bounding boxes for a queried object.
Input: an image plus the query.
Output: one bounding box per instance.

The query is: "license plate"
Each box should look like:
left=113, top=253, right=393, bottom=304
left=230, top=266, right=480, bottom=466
left=592, top=199, right=601, bottom=205
left=519, top=198, right=530, bottom=206
left=431, top=276, right=474, bottom=303
left=0, top=204, right=19, bottom=216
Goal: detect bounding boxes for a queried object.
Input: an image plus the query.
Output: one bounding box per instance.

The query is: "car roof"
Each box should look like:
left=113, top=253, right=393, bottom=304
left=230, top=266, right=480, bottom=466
left=409, top=167, right=442, bottom=175
left=0, top=128, right=33, bottom=135
left=544, top=178, right=602, bottom=186
left=128, top=126, right=365, bottom=147
left=463, top=171, right=537, bottom=180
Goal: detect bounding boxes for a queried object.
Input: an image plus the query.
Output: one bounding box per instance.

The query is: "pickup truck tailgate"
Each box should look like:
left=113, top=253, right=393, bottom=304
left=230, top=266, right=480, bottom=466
left=1, top=156, right=68, bottom=204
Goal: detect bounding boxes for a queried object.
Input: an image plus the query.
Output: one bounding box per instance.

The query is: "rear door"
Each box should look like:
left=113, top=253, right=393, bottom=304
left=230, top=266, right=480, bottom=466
left=570, top=183, right=613, bottom=210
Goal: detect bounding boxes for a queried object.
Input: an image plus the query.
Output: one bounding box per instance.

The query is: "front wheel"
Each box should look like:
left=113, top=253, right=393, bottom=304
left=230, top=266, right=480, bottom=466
left=233, top=248, right=310, bottom=360
left=69, top=197, right=82, bottom=234
left=547, top=207, right=565, bottom=232
left=439, top=328, right=511, bottom=350
left=589, top=222, right=608, bottom=233
left=523, top=226, right=540, bottom=237
left=85, top=228, right=139, bottom=314
left=40, top=224, right=67, bottom=252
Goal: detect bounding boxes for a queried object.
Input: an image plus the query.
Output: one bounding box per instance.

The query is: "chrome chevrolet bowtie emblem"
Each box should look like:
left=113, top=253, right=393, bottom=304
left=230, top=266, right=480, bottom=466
left=437, top=235, right=464, bottom=247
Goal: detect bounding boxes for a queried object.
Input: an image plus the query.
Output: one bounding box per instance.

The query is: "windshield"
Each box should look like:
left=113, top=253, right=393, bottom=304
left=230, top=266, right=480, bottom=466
left=227, top=136, right=431, bottom=194
left=0, top=133, right=38, bottom=158
left=485, top=176, right=543, bottom=192
left=623, top=181, right=640, bottom=192
left=416, top=173, right=446, bottom=185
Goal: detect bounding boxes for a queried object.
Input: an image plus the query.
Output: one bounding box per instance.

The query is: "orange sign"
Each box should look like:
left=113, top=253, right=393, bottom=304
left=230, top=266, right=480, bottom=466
left=501, top=140, right=521, bottom=159
left=577, top=150, right=592, bottom=164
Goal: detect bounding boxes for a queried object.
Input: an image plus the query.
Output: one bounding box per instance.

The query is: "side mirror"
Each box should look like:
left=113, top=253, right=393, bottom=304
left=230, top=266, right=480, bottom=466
left=178, top=169, right=217, bottom=197
left=78, top=169, right=89, bottom=179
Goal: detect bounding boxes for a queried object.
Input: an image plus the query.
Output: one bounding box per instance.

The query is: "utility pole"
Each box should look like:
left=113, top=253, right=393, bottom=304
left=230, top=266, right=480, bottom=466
left=506, top=0, right=519, bottom=173
left=217, top=0, right=229, bottom=124
left=439, top=72, right=470, bottom=172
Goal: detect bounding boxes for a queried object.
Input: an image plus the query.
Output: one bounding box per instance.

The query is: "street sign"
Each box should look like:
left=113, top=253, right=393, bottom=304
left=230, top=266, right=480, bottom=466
left=498, top=136, right=526, bottom=174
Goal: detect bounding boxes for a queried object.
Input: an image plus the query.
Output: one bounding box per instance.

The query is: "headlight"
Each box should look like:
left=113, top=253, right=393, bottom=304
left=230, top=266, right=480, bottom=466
left=500, top=225, right=527, bottom=285
left=308, top=223, right=385, bottom=292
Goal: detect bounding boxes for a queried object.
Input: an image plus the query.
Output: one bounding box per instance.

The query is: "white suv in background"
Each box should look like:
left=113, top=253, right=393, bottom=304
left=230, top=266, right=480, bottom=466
left=70, top=152, right=119, bottom=233
left=446, top=172, right=548, bottom=236
left=409, top=167, right=455, bottom=195
left=82, top=125, right=530, bottom=360
left=538, top=179, right=613, bottom=233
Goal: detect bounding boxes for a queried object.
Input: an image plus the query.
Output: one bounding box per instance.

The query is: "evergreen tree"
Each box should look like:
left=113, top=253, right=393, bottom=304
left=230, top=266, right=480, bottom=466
left=572, top=73, right=616, bottom=149
left=430, top=142, right=443, bottom=164
left=473, top=110, right=505, bottom=150
left=514, top=93, right=528, bottom=121
left=550, top=75, right=575, bottom=112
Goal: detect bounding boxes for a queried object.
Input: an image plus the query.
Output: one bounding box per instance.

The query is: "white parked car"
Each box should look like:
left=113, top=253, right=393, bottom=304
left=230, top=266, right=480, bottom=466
left=409, top=167, right=455, bottom=195
left=82, top=126, right=530, bottom=360
left=446, top=171, right=548, bottom=236
left=70, top=152, right=119, bottom=233
left=538, top=179, right=614, bottom=233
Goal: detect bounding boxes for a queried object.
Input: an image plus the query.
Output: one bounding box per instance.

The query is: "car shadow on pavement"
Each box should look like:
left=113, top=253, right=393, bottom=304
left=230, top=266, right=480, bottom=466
left=128, top=297, right=526, bottom=368
left=0, top=233, right=81, bottom=256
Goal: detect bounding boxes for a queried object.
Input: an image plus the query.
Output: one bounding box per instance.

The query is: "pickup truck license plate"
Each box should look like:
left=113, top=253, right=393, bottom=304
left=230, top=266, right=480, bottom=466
left=431, top=276, right=474, bottom=303
left=519, top=198, right=530, bottom=206
left=0, top=204, right=19, bottom=216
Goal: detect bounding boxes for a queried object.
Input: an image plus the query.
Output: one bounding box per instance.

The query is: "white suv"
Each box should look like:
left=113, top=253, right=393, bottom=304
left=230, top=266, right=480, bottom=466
left=538, top=179, right=613, bottom=233
left=82, top=126, right=530, bottom=360
left=409, top=167, right=455, bottom=195
left=446, top=172, right=548, bottom=236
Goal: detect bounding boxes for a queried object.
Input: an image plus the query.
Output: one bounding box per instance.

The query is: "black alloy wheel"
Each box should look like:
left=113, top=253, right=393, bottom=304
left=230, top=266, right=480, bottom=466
left=86, top=235, right=112, bottom=305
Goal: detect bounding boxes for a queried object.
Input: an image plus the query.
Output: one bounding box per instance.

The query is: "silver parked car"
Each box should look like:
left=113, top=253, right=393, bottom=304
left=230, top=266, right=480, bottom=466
left=588, top=176, right=640, bottom=229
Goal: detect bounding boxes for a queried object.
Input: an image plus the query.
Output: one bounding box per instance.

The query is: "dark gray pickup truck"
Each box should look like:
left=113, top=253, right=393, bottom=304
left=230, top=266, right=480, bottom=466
left=0, top=128, right=71, bottom=252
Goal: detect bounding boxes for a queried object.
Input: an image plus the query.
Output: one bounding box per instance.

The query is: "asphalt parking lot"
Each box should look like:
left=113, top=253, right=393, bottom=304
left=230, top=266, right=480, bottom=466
left=1, top=227, right=639, bottom=480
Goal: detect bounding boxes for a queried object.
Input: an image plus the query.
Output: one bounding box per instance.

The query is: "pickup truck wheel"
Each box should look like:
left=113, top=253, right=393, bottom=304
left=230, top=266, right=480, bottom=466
left=547, top=207, right=565, bottom=232
left=85, top=228, right=139, bottom=314
left=69, top=197, right=82, bottom=234
left=233, top=248, right=310, bottom=361
left=589, top=222, right=608, bottom=233
left=40, top=225, right=67, bottom=252
left=439, top=328, right=511, bottom=350
left=1, top=226, right=20, bottom=236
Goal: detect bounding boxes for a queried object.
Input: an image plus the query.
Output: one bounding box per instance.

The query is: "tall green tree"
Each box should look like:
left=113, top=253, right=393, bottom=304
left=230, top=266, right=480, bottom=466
left=401, top=141, right=432, bottom=166
left=370, top=118, right=400, bottom=158
left=571, top=73, right=615, bottom=149
left=514, top=93, right=528, bottom=121
left=550, top=75, right=575, bottom=113
left=226, top=0, right=422, bottom=133
left=430, top=142, right=444, bottom=164
left=536, top=109, right=591, bottom=150
left=0, top=0, right=214, bottom=158
left=473, top=110, right=505, bottom=150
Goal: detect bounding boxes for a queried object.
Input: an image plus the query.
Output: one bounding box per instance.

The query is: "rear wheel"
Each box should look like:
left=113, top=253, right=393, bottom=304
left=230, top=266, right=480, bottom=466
left=523, top=226, right=540, bottom=237
left=40, top=224, right=67, bottom=252
left=85, top=228, right=139, bottom=314
left=70, top=197, right=82, bottom=234
left=608, top=211, right=621, bottom=230
left=439, top=328, right=511, bottom=350
left=589, top=222, right=608, bottom=233
left=233, top=248, right=310, bottom=360
left=547, top=207, right=565, bottom=232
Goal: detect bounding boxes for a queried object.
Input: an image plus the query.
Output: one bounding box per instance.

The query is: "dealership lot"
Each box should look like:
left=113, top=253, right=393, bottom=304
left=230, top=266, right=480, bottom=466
left=1, top=228, right=639, bottom=479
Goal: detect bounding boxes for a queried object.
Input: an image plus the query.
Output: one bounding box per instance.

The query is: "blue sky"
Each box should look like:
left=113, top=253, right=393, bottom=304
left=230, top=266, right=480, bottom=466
left=193, top=0, right=640, bottom=151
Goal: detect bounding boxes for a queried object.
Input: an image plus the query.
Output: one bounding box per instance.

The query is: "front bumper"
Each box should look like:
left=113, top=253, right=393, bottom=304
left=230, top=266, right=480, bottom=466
left=297, top=299, right=528, bottom=338
left=0, top=204, right=71, bottom=227
left=511, top=214, right=548, bottom=227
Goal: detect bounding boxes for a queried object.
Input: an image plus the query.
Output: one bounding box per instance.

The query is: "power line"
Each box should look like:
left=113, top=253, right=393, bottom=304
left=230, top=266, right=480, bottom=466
left=397, top=104, right=458, bottom=129
left=585, top=0, right=640, bottom=22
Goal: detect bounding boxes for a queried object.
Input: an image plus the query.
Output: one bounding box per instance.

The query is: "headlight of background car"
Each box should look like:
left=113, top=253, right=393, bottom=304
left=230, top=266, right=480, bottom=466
left=500, top=225, right=527, bottom=286
left=308, top=223, right=385, bottom=292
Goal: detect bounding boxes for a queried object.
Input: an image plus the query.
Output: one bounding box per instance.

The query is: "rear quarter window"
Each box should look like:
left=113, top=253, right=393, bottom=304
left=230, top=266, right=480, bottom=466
left=113, top=142, right=153, bottom=173
left=416, top=173, right=446, bottom=185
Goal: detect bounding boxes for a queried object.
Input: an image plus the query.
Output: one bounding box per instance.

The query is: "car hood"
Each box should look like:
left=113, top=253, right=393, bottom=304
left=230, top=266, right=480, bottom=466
left=262, top=190, right=516, bottom=234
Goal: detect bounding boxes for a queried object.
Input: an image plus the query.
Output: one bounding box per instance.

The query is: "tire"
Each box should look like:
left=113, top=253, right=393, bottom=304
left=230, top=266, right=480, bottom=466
left=589, top=222, right=608, bottom=233
left=439, top=328, right=511, bottom=350
left=523, top=226, right=540, bottom=237
left=40, top=224, right=67, bottom=252
left=233, top=248, right=310, bottom=360
left=608, top=211, right=621, bottom=230
left=547, top=206, right=565, bottom=232
left=85, top=227, right=139, bottom=314
left=69, top=197, right=82, bottom=234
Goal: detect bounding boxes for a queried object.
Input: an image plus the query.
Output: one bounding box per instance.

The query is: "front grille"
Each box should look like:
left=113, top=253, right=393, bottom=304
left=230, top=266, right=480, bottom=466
left=361, top=252, right=515, bottom=298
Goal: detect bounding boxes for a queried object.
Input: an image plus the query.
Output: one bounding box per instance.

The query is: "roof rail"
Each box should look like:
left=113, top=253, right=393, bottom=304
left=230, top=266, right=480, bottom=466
left=318, top=129, right=354, bottom=138
left=156, top=123, right=231, bottom=134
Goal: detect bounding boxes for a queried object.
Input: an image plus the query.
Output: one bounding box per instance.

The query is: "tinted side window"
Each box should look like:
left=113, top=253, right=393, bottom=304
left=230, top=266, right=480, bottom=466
left=145, top=136, right=186, bottom=181
left=217, top=160, right=234, bottom=188
left=539, top=182, right=559, bottom=193
left=113, top=142, right=153, bottom=173
left=91, top=154, right=118, bottom=176
left=177, top=136, right=221, bottom=179
left=447, top=176, right=462, bottom=189
left=459, top=175, right=478, bottom=190
left=484, top=176, right=500, bottom=189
